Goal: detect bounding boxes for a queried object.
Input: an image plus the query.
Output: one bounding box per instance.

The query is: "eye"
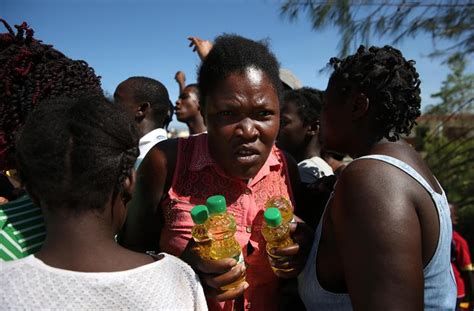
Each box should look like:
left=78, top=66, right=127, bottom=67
left=257, top=110, right=273, bottom=117
left=280, top=117, right=291, bottom=127
left=217, top=111, right=234, bottom=117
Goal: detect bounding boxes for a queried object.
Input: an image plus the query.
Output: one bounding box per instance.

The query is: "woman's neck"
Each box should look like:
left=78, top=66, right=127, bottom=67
left=36, top=210, right=124, bottom=271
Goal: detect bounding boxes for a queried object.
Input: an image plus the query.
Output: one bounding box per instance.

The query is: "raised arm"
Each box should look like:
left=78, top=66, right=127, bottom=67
left=331, top=161, right=423, bottom=310
left=188, top=36, right=213, bottom=61
left=175, top=71, right=186, bottom=94
left=118, top=139, right=178, bottom=252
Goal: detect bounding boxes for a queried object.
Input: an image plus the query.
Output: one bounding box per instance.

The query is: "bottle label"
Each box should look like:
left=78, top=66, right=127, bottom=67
left=233, top=251, right=244, bottom=265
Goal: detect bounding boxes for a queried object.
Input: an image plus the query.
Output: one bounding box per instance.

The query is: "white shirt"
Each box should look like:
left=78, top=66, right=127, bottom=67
left=298, top=156, right=334, bottom=184
left=1, top=254, right=207, bottom=310
left=136, top=128, right=168, bottom=169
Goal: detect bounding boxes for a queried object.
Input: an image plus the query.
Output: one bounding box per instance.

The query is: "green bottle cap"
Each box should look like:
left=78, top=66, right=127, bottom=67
left=190, top=205, right=209, bottom=224
left=264, top=207, right=282, bottom=227
left=206, top=195, right=227, bottom=214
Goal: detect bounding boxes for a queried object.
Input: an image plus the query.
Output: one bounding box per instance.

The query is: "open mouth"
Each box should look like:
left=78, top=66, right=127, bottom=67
left=234, top=147, right=260, bottom=165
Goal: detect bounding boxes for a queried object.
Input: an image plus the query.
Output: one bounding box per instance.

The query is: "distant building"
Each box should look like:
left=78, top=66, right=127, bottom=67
left=407, top=113, right=474, bottom=151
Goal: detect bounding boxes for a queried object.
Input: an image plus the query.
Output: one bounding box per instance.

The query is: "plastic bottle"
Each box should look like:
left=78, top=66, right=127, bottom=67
left=190, top=205, right=211, bottom=259
left=261, top=207, right=295, bottom=273
left=264, top=195, right=294, bottom=223
left=205, top=195, right=245, bottom=290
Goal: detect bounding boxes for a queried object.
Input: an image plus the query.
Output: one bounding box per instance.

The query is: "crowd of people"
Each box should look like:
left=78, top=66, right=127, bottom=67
left=0, top=18, right=471, bottom=311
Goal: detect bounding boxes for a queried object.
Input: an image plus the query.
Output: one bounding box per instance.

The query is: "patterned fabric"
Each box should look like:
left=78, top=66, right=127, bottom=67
left=298, top=154, right=457, bottom=310
left=160, top=133, right=295, bottom=311
left=0, top=254, right=207, bottom=310
left=0, top=195, right=45, bottom=261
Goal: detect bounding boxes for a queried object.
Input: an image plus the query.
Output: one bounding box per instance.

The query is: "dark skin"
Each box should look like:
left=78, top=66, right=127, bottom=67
left=120, top=68, right=312, bottom=302
left=315, top=75, right=442, bottom=310
left=33, top=171, right=159, bottom=272
left=175, top=84, right=206, bottom=135
left=277, top=99, right=322, bottom=163
left=114, top=80, right=161, bottom=138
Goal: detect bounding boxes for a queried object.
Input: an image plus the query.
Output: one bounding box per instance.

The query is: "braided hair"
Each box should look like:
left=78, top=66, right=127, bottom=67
left=283, top=87, right=324, bottom=126
left=0, top=19, right=102, bottom=170
left=16, top=95, right=139, bottom=213
left=329, top=45, right=421, bottom=141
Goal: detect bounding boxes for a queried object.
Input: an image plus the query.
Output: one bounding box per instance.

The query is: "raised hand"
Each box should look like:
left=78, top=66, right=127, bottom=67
left=188, top=37, right=213, bottom=61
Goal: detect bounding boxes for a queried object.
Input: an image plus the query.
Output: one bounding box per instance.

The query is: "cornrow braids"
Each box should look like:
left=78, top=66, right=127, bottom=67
left=0, top=19, right=102, bottom=170
left=330, top=45, right=421, bottom=141
left=16, top=95, right=139, bottom=213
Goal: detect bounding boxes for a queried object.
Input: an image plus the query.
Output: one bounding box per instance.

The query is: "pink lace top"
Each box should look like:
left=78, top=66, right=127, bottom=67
left=160, top=133, right=295, bottom=311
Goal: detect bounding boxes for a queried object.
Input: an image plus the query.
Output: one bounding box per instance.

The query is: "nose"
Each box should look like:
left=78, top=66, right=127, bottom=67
left=235, top=117, right=259, bottom=140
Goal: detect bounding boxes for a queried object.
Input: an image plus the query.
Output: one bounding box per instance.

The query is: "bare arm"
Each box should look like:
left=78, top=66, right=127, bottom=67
left=188, top=36, right=213, bottom=61
left=331, top=161, right=424, bottom=310
left=118, top=139, right=178, bottom=252
left=175, top=71, right=186, bottom=94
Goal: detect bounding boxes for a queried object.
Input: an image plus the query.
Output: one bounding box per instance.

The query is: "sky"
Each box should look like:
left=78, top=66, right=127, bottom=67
left=3, top=0, right=471, bottom=130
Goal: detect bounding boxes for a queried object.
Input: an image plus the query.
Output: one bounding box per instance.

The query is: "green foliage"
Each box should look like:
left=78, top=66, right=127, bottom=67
left=280, top=0, right=474, bottom=60
left=420, top=54, right=474, bottom=248
left=426, top=53, right=474, bottom=114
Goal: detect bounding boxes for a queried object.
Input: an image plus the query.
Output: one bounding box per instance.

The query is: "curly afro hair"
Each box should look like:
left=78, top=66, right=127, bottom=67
left=329, top=45, right=421, bottom=141
left=197, top=34, right=281, bottom=110
left=283, top=87, right=324, bottom=126
left=0, top=19, right=102, bottom=170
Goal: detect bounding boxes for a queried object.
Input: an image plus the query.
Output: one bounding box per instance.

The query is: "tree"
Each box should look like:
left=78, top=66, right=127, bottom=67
left=426, top=53, right=474, bottom=115
left=421, top=55, right=474, bottom=250
left=280, top=0, right=474, bottom=60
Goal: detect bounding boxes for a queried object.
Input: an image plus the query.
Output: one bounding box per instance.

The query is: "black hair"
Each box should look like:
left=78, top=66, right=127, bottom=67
left=15, top=95, right=139, bottom=213
left=185, top=83, right=200, bottom=99
left=124, top=76, right=172, bottom=128
left=283, top=87, right=324, bottom=126
left=329, top=45, right=421, bottom=141
left=0, top=19, right=102, bottom=170
left=198, top=34, right=281, bottom=109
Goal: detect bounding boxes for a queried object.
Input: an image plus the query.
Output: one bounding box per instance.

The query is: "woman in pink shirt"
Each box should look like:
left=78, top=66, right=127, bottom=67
left=120, top=35, right=312, bottom=310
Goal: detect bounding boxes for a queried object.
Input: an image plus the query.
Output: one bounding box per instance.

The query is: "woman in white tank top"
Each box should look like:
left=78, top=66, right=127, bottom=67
left=298, top=45, right=456, bottom=310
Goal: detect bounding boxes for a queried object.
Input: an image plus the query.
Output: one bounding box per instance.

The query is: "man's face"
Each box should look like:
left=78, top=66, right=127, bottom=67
left=175, top=86, right=200, bottom=123
left=277, top=100, right=309, bottom=155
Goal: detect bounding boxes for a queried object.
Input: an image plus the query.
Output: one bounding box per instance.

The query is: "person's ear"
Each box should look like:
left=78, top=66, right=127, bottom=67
left=306, top=120, right=320, bottom=136
left=136, top=102, right=151, bottom=119
left=121, top=168, right=136, bottom=205
left=351, top=92, right=370, bottom=120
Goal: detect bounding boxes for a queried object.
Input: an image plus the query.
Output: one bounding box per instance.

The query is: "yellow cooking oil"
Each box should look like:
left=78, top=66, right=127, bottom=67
left=205, top=195, right=245, bottom=290
left=190, top=205, right=211, bottom=259
left=264, top=195, right=294, bottom=223
left=261, top=207, right=295, bottom=273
